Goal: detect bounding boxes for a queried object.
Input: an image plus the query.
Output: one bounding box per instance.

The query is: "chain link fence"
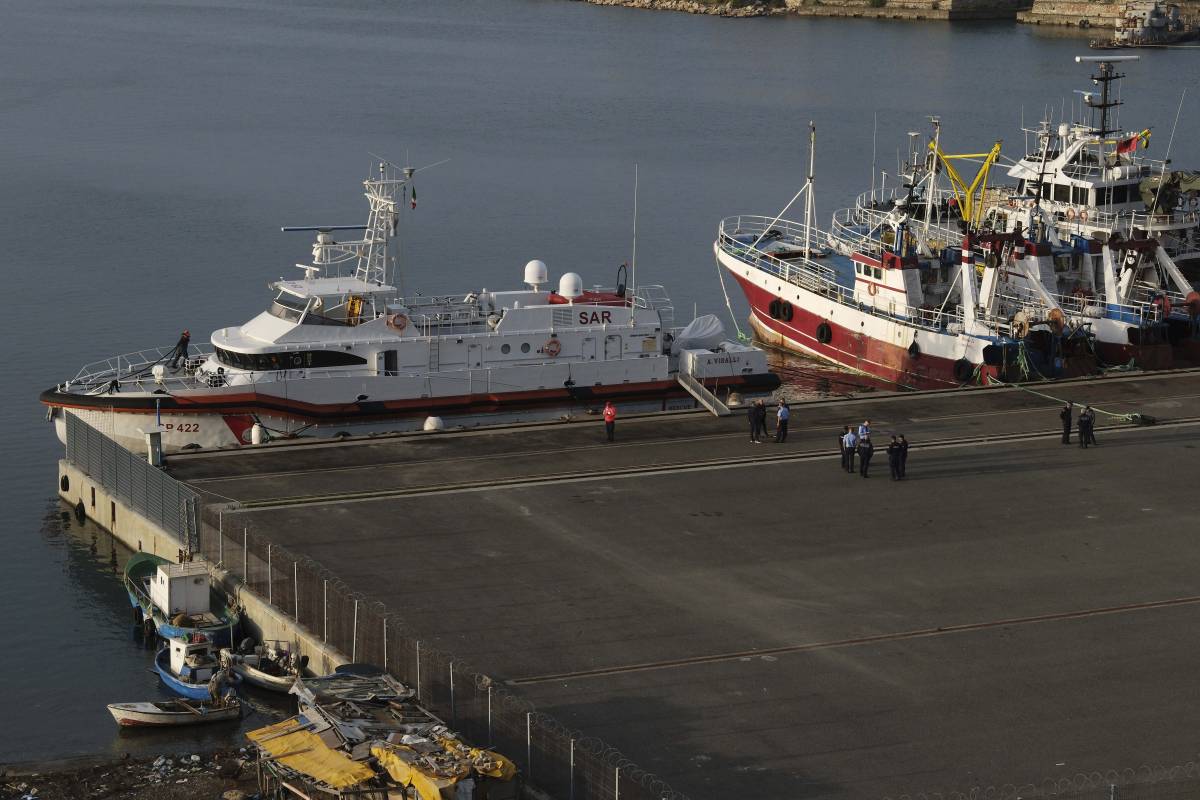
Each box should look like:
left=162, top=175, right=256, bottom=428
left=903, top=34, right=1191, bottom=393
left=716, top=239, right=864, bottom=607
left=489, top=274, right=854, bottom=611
left=64, top=412, right=198, bottom=552
left=198, top=508, right=689, bottom=800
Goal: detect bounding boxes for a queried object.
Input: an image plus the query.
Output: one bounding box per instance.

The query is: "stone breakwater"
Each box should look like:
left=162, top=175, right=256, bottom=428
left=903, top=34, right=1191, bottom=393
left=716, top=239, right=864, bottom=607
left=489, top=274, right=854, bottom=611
left=574, top=0, right=1033, bottom=20
left=1019, top=0, right=1200, bottom=28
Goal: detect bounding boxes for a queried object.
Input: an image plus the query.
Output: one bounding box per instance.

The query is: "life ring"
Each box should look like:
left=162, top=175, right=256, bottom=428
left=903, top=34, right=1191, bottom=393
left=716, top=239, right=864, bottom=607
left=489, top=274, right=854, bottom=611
left=1079, top=210, right=1089, bottom=222
left=768, top=299, right=782, bottom=319
left=780, top=301, right=794, bottom=322
left=1186, top=290, right=1200, bottom=318
left=953, top=358, right=974, bottom=383
left=867, top=282, right=878, bottom=297
left=544, top=338, right=562, bottom=357
left=816, top=322, right=833, bottom=344
left=1066, top=208, right=1076, bottom=221
left=908, top=341, right=920, bottom=359
left=386, top=313, right=409, bottom=332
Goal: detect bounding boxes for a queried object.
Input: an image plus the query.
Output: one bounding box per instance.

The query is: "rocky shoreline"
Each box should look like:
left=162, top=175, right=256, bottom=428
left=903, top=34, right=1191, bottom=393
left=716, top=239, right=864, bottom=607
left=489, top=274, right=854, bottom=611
left=0, top=749, right=258, bottom=800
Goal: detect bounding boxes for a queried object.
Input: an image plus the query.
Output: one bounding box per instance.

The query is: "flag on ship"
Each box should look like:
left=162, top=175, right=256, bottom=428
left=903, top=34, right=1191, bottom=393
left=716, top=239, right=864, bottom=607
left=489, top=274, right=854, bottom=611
left=410, top=185, right=417, bottom=209
left=1116, top=129, right=1152, bottom=154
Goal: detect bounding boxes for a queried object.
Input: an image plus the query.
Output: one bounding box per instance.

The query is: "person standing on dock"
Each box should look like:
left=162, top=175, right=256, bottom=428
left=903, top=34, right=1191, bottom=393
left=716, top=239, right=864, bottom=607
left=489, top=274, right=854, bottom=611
left=755, top=399, right=770, bottom=442
left=169, top=329, right=191, bottom=369
left=859, top=436, right=874, bottom=478
left=839, top=425, right=850, bottom=468
left=898, top=434, right=909, bottom=479
left=1060, top=402, right=1073, bottom=445
left=603, top=401, right=617, bottom=442
left=749, top=403, right=761, bottom=443
left=774, top=401, right=790, bottom=443
left=842, top=427, right=857, bottom=473
left=858, top=419, right=871, bottom=444
left=1079, top=406, right=1097, bottom=448
left=887, top=435, right=902, bottom=481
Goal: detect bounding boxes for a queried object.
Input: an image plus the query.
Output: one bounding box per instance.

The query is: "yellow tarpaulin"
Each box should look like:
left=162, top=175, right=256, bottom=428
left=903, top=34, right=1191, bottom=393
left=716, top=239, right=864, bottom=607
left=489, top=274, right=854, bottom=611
left=247, top=717, right=375, bottom=790
left=371, top=743, right=462, bottom=800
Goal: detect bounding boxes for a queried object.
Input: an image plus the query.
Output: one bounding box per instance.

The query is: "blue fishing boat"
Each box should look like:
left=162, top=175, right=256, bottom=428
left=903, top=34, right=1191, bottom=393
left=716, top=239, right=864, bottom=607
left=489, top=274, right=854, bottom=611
left=124, top=553, right=239, bottom=646
left=154, top=635, right=239, bottom=701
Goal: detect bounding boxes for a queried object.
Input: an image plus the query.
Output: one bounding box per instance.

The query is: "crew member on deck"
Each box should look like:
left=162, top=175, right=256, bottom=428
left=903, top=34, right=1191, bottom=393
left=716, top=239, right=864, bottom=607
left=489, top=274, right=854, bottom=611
left=1060, top=402, right=1073, bottom=445
left=170, top=329, right=191, bottom=369
left=603, top=401, right=617, bottom=442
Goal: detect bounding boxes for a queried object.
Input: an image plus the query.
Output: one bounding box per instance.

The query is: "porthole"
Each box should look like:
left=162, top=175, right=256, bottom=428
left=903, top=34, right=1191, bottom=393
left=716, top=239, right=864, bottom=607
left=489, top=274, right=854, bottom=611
left=520, top=343, right=531, bottom=354
left=501, top=344, right=511, bottom=354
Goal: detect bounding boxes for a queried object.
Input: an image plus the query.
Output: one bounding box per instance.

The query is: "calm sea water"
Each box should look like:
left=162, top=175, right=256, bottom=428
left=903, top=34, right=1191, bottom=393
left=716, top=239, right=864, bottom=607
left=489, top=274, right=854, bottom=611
left=3, top=0, right=1198, bottom=763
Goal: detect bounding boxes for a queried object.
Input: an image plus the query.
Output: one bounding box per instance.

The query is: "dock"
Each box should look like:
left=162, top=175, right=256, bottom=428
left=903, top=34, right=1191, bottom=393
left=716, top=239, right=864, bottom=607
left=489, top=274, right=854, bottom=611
left=60, top=369, right=1200, bottom=800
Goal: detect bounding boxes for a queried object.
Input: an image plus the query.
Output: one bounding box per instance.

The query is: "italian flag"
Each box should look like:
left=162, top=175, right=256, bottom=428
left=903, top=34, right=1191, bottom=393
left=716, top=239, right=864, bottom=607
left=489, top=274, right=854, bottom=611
left=410, top=185, right=417, bottom=210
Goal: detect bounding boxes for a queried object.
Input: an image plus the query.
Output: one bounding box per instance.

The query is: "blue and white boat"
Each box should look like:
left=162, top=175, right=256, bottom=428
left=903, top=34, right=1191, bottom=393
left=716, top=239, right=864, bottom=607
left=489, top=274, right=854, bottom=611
left=124, top=553, right=239, bottom=647
left=154, top=634, right=239, bottom=701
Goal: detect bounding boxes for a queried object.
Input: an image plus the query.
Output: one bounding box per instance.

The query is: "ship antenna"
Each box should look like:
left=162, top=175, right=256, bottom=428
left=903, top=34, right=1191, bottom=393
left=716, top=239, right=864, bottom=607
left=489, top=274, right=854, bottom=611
left=1151, top=87, right=1188, bottom=217
left=630, top=162, right=638, bottom=326
left=870, top=111, right=878, bottom=206
left=804, top=121, right=816, bottom=260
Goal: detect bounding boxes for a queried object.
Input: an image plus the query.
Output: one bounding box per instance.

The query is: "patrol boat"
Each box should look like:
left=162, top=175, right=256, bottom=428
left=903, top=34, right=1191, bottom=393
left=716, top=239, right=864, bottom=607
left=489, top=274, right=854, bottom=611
left=41, top=163, right=778, bottom=452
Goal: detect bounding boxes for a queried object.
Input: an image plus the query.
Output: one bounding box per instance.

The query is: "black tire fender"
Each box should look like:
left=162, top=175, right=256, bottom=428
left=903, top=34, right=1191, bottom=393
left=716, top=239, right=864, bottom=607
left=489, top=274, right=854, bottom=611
left=816, top=322, right=833, bottom=344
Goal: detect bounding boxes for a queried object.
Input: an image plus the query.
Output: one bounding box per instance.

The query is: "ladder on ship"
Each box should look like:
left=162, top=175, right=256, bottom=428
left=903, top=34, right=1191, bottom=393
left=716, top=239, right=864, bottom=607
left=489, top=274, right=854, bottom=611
left=428, top=338, right=440, bottom=372
left=675, top=373, right=731, bottom=417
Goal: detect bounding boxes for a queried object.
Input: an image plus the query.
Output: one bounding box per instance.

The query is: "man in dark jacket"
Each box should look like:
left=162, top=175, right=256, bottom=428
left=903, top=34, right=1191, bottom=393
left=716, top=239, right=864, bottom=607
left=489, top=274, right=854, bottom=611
left=169, top=329, right=191, bottom=369
left=887, top=435, right=902, bottom=480
left=755, top=400, right=770, bottom=442
left=898, top=434, right=909, bottom=478
left=858, top=437, right=874, bottom=478
left=748, top=403, right=760, bottom=443
left=1060, top=402, right=1073, bottom=445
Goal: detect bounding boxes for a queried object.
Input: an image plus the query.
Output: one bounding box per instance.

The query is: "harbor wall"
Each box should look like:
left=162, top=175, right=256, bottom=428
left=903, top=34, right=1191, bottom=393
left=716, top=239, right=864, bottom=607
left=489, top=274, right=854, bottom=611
left=1018, top=1, right=1200, bottom=27
left=56, top=458, right=346, bottom=676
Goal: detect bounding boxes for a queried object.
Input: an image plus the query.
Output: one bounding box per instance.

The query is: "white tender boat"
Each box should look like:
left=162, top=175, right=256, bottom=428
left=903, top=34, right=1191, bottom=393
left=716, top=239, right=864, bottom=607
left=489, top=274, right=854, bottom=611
left=221, top=641, right=304, bottom=693
left=41, top=162, right=778, bottom=452
left=107, top=698, right=242, bottom=727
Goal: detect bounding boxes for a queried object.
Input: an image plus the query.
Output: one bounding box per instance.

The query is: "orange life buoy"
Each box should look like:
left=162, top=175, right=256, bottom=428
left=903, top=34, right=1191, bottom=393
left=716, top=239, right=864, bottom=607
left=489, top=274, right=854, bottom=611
left=1152, top=294, right=1172, bottom=318
left=387, top=313, right=409, bottom=332
left=544, top=338, right=562, bottom=357
left=867, top=282, right=878, bottom=297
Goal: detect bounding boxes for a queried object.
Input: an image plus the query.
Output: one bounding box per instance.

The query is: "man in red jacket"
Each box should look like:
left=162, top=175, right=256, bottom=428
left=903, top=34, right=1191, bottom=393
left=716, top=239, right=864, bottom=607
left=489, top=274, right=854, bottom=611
left=603, top=401, right=617, bottom=442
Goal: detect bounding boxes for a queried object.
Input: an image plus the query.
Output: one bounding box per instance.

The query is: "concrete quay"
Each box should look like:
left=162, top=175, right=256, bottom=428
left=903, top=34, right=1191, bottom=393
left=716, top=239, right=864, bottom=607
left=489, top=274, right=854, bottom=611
left=159, top=368, right=1200, bottom=800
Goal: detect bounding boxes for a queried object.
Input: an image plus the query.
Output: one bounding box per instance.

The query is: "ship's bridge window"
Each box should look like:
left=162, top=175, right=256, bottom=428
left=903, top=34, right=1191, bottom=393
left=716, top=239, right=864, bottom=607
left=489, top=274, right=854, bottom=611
left=1042, top=183, right=1051, bottom=200
left=1071, top=186, right=1089, bottom=205
left=214, top=346, right=367, bottom=371
left=1054, top=184, right=1070, bottom=203
left=1112, top=184, right=1131, bottom=204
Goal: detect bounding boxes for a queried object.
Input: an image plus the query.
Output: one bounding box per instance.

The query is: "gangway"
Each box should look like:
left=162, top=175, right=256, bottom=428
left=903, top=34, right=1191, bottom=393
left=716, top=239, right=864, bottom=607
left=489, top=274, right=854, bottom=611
left=675, top=372, right=731, bottom=417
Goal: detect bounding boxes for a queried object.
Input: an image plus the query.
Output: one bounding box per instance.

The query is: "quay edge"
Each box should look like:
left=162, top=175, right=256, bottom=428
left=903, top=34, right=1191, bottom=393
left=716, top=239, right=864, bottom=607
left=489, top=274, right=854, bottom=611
left=56, top=458, right=345, bottom=676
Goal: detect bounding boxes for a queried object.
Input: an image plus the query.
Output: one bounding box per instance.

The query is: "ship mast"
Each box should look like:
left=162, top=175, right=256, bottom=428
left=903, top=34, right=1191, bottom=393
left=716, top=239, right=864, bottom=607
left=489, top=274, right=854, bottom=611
left=804, top=121, right=816, bottom=261
left=1076, top=55, right=1139, bottom=153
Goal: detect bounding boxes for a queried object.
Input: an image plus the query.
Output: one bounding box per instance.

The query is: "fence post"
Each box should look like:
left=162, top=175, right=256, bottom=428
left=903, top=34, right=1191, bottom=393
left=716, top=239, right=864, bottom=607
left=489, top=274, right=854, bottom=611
left=267, top=544, right=273, bottom=606
left=383, top=618, right=388, bottom=670
left=323, top=580, right=328, bottom=643
left=293, top=561, right=299, bottom=620
left=449, top=662, right=456, bottom=727
left=416, top=641, right=421, bottom=700
left=487, top=684, right=493, bottom=747
left=614, top=766, right=620, bottom=800
left=569, top=738, right=575, bottom=800
left=352, top=598, right=358, bottom=662
left=242, top=528, right=247, bottom=583
left=218, top=511, right=223, bottom=565
left=526, top=712, right=532, bottom=779
left=1110, top=785, right=1117, bottom=800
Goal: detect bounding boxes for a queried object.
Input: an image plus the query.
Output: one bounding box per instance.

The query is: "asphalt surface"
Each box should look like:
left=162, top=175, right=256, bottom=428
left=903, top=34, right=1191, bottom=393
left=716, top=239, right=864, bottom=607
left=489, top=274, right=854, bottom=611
left=169, top=371, right=1200, bottom=800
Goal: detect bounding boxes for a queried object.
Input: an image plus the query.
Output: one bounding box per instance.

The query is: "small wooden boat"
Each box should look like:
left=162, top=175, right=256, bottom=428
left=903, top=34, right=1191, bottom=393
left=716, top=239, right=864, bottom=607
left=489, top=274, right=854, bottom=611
left=155, top=635, right=240, bottom=701
left=220, top=641, right=305, bottom=693
left=107, top=698, right=242, bottom=727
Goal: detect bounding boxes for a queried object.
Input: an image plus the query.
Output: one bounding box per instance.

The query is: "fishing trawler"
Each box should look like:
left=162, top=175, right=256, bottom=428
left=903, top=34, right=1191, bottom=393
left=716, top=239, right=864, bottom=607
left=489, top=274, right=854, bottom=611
left=41, top=163, right=778, bottom=452
left=837, top=57, right=1200, bottom=368
left=718, top=124, right=1096, bottom=390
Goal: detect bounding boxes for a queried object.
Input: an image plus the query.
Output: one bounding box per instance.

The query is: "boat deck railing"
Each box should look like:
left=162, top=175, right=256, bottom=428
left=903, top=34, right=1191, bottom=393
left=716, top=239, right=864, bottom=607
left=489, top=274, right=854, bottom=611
left=719, top=215, right=994, bottom=336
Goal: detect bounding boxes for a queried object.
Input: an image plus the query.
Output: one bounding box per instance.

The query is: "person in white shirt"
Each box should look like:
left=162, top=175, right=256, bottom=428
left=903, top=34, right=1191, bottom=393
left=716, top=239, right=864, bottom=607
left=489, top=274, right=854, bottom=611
left=774, top=401, right=790, bottom=443
left=842, top=428, right=858, bottom=473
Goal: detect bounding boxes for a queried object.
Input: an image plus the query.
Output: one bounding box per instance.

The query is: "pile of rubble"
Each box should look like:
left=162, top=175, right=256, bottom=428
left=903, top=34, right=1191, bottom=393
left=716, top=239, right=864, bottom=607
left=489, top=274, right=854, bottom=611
left=1, top=750, right=256, bottom=800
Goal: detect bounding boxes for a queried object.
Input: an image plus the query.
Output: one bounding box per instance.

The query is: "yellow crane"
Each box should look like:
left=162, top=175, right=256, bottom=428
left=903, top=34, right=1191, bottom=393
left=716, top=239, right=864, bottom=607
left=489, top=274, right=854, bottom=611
left=928, top=140, right=1003, bottom=229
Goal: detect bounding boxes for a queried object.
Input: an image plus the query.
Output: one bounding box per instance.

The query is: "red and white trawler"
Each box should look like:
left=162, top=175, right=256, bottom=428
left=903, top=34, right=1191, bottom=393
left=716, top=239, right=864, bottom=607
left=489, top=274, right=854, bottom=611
left=717, top=126, right=1097, bottom=390
left=42, top=162, right=778, bottom=452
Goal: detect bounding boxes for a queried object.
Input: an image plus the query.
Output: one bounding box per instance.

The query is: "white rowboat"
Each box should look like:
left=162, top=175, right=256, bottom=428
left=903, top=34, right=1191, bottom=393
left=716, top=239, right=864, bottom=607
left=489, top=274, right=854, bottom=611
left=107, top=698, right=242, bottom=727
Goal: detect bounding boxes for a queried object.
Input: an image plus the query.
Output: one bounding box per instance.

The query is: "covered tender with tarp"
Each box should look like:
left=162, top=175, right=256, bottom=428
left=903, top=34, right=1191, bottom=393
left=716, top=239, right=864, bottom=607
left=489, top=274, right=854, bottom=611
left=372, top=733, right=517, bottom=800
left=246, top=716, right=376, bottom=790
left=1140, top=171, right=1200, bottom=214
left=670, top=314, right=726, bottom=355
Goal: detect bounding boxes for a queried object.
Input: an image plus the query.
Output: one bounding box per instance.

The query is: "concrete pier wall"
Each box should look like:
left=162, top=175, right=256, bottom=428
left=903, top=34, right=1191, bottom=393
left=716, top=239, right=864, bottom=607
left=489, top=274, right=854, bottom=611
left=1019, top=1, right=1200, bottom=27
left=57, top=458, right=345, bottom=676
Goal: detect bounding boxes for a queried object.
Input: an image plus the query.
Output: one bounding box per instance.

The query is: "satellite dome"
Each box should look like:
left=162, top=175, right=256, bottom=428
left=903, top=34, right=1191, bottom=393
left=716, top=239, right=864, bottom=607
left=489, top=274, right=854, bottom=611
left=558, top=272, right=583, bottom=299
left=524, top=260, right=548, bottom=290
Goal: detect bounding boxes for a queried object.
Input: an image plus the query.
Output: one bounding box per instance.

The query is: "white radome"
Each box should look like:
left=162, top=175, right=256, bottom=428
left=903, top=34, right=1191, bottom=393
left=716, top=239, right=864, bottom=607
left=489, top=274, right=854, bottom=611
left=524, top=259, right=548, bottom=289
left=558, top=272, right=583, bottom=299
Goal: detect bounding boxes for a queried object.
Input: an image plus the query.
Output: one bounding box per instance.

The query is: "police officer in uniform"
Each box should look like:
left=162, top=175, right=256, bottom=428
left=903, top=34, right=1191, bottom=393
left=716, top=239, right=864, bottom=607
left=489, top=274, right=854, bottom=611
left=842, top=427, right=858, bottom=473
left=858, top=436, right=874, bottom=478
left=887, top=435, right=902, bottom=481
left=1060, top=402, right=1073, bottom=445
